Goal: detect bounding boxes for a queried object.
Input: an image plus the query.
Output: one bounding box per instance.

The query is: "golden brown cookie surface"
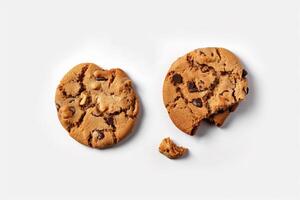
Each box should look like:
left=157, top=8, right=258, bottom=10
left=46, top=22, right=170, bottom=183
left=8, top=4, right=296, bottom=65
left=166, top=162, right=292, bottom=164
left=55, top=63, right=139, bottom=148
left=163, top=48, right=248, bottom=135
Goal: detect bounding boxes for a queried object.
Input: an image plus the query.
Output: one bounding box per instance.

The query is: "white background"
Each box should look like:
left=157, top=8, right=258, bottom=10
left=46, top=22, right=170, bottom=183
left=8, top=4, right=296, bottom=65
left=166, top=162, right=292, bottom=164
left=1, top=0, right=299, bottom=199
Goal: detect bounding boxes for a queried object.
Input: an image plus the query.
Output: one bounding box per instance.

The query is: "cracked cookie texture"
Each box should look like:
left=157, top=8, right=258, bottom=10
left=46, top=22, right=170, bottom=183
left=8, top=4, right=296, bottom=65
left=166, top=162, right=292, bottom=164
left=55, top=63, right=139, bottom=148
left=163, top=47, right=248, bottom=135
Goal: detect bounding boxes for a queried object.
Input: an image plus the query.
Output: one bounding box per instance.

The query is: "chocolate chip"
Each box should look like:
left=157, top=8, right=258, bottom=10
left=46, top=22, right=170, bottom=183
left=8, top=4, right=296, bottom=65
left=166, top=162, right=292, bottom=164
left=172, top=74, right=183, bottom=85
left=192, top=98, right=202, bottom=107
left=97, top=132, right=105, bottom=140
left=96, top=77, right=108, bottom=81
left=220, top=71, right=227, bottom=75
left=242, top=69, right=248, bottom=78
left=244, top=87, right=249, bottom=94
left=92, top=129, right=105, bottom=140
left=105, top=116, right=114, bottom=127
left=105, top=116, right=116, bottom=130
left=187, top=81, right=198, bottom=92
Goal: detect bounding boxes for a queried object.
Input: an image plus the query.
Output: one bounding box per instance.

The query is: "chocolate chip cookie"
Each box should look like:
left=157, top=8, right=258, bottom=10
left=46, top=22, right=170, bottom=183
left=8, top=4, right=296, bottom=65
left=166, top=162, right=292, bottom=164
left=55, top=63, right=139, bottom=148
left=159, top=137, right=188, bottom=159
left=163, top=48, right=248, bottom=135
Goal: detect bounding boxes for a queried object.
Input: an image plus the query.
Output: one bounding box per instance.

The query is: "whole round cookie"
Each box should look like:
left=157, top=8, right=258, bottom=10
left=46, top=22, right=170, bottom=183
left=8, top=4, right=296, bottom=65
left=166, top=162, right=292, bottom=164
left=55, top=63, right=139, bottom=148
left=163, top=47, right=248, bottom=135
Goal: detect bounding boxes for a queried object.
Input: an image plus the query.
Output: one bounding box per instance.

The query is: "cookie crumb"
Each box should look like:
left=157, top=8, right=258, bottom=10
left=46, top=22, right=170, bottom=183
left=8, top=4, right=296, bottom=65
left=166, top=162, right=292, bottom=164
left=159, top=137, right=188, bottom=159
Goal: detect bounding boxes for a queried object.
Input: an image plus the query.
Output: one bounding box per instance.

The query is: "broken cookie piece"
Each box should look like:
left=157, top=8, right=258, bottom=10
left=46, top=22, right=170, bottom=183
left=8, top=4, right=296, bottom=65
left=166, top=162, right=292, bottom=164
left=163, top=47, right=249, bottom=135
left=159, top=137, right=188, bottom=159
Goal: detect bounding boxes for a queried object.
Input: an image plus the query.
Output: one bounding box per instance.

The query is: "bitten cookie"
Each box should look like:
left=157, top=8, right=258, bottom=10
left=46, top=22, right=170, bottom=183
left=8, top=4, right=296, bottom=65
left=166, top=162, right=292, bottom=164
left=55, top=63, right=139, bottom=148
left=163, top=48, right=248, bottom=135
left=159, top=137, right=188, bottom=159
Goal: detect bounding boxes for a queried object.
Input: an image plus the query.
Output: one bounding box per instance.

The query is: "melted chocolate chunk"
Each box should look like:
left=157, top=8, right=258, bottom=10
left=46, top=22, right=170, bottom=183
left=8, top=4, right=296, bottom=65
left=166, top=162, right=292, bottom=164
left=187, top=81, right=198, bottom=92
left=105, top=116, right=114, bottom=127
left=92, top=129, right=105, bottom=140
left=192, top=98, right=203, bottom=107
left=172, top=73, right=183, bottom=85
left=220, top=71, right=227, bottom=75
